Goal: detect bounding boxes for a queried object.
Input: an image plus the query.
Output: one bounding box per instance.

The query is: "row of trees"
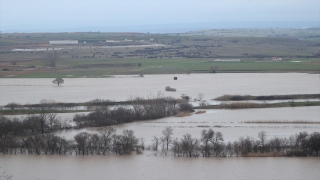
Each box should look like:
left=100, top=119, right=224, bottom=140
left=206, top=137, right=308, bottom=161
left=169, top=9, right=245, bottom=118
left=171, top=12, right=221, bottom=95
left=159, top=129, right=320, bottom=157
left=1, top=126, right=319, bottom=157
left=0, top=114, right=70, bottom=135
left=74, top=96, right=194, bottom=128
left=0, top=96, right=194, bottom=153
left=0, top=114, right=71, bottom=152
left=0, top=127, right=142, bottom=155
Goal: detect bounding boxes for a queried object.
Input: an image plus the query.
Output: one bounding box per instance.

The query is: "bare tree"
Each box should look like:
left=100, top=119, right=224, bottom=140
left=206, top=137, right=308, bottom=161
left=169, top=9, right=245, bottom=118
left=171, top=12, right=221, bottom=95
left=151, top=136, right=160, bottom=151
left=309, top=132, right=320, bottom=156
left=258, top=131, right=267, bottom=152
left=198, top=93, right=204, bottom=101
left=128, top=96, right=145, bottom=119
left=162, top=126, right=173, bottom=151
left=47, top=113, right=58, bottom=131
left=39, top=113, right=49, bottom=134
left=52, top=78, right=64, bottom=86
left=181, top=133, right=199, bottom=157
left=211, top=131, right=224, bottom=156
left=98, top=126, right=116, bottom=154
left=171, top=138, right=182, bottom=156
left=74, top=132, right=91, bottom=155
left=200, top=129, right=214, bottom=157
left=43, top=51, right=60, bottom=67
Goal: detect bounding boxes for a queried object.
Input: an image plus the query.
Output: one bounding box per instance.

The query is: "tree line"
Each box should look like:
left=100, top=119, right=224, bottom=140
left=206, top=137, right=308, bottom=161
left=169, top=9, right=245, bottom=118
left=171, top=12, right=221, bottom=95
left=1, top=95, right=318, bottom=157
left=74, top=96, right=194, bottom=128
left=0, top=96, right=194, bottom=137
left=156, top=128, right=320, bottom=157
left=0, top=96, right=194, bottom=153
left=0, top=126, right=142, bottom=155
left=1, top=124, right=319, bottom=157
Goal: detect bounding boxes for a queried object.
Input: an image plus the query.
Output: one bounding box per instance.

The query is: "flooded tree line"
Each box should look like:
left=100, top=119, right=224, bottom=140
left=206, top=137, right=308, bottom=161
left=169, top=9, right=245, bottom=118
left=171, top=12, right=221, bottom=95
left=0, top=95, right=319, bottom=157
left=168, top=129, right=320, bottom=157
left=0, top=123, right=319, bottom=157
left=74, top=96, right=194, bottom=128
left=0, top=126, right=142, bottom=155
left=0, top=96, right=194, bottom=154
left=0, top=96, right=194, bottom=134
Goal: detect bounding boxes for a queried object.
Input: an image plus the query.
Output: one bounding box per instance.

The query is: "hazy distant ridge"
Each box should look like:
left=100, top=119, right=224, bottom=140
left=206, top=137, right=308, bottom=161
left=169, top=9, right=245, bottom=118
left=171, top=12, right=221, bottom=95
left=2, top=21, right=319, bottom=33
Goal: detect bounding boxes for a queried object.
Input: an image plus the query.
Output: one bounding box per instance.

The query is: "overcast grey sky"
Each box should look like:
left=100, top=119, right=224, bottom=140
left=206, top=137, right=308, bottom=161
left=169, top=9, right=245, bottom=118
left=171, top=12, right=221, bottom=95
left=0, top=0, right=319, bottom=32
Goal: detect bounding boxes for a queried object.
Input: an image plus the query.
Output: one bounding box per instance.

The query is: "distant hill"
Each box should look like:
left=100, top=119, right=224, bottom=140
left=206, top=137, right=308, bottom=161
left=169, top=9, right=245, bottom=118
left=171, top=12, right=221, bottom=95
left=2, top=21, right=319, bottom=34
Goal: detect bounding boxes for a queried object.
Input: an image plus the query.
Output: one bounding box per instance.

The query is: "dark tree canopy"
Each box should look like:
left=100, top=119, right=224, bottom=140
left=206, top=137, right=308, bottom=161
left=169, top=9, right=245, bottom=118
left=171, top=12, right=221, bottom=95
left=52, top=78, right=64, bottom=86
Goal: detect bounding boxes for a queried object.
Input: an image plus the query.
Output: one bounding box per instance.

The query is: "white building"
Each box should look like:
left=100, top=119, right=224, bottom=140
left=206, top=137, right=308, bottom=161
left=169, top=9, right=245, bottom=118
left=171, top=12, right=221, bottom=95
left=49, top=40, right=78, bottom=44
left=124, top=39, right=133, bottom=42
left=106, top=40, right=120, bottom=42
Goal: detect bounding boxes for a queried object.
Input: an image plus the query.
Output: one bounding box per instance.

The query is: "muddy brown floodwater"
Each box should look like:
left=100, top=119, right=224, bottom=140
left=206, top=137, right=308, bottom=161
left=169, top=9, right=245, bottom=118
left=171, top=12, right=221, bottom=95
left=48, top=107, right=320, bottom=144
left=1, top=73, right=320, bottom=180
left=1, top=154, right=320, bottom=180
left=0, top=73, right=319, bottom=105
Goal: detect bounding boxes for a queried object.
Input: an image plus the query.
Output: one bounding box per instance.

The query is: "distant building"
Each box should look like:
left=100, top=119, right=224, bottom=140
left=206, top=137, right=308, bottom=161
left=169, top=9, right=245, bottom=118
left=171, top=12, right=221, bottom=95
left=124, top=39, right=133, bottom=42
left=49, top=40, right=78, bottom=44
left=272, top=57, right=282, bottom=61
left=214, top=59, right=241, bottom=62
left=106, top=40, right=120, bottom=42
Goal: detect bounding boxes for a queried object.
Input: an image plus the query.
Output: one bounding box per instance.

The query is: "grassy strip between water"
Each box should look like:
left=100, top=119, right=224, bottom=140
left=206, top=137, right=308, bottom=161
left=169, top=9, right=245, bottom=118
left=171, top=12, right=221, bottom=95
left=241, top=120, right=320, bottom=124
left=195, top=101, right=320, bottom=109
left=4, top=100, right=132, bottom=109
left=2, top=101, right=320, bottom=115
left=195, top=110, right=206, bottom=114
left=0, top=109, right=91, bottom=115
left=214, top=94, right=320, bottom=101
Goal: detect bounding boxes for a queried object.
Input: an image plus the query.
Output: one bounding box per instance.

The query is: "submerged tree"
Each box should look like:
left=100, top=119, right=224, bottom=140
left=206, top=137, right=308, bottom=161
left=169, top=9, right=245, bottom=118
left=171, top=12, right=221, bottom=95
left=162, top=126, right=173, bottom=151
left=52, top=78, right=64, bottom=86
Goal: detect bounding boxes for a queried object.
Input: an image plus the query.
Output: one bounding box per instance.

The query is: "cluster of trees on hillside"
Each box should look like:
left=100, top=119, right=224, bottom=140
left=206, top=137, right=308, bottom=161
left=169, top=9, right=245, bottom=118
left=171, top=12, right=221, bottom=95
left=74, top=96, right=194, bottom=128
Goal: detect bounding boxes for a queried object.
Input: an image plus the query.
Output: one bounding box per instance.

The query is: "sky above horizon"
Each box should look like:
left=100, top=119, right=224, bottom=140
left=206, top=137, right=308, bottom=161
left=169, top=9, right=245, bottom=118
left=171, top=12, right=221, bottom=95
left=0, top=0, right=319, bottom=32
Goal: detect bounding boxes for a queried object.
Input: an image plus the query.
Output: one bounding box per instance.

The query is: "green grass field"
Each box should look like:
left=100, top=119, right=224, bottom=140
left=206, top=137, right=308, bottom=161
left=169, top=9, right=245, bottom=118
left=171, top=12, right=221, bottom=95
left=1, top=57, right=318, bottom=78
left=1, top=29, right=319, bottom=78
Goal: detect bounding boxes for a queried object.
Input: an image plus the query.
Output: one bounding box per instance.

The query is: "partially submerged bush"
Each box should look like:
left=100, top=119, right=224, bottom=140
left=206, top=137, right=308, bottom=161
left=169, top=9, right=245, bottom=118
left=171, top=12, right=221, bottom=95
left=175, top=111, right=192, bottom=117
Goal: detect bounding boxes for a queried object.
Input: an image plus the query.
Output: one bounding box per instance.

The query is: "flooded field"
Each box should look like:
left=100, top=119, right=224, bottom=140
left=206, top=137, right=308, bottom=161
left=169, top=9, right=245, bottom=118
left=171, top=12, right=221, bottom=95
left=1, top=73, right=319, bottom=180
left=0, top=73, right=319, bottom=106
left=1, top=154, right=320, bottom=180
left=52, top=107, right=320, bottom=145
